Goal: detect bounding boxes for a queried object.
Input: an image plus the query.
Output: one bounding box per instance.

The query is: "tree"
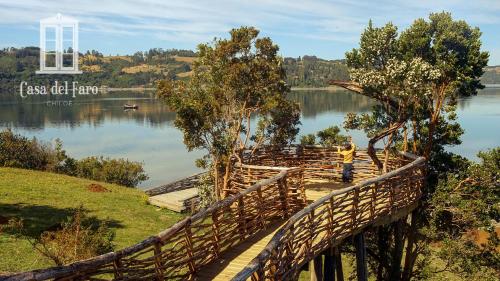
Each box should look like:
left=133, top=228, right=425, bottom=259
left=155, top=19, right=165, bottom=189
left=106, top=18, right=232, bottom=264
left=157, top=27, right=300, bottom=199
left=342, top=21, right=441, bottom=172
left=333, top=12, right=489, bottom=280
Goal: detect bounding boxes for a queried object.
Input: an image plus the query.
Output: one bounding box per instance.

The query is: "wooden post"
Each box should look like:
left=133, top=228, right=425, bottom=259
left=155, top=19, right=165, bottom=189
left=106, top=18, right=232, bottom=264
left=334, top=247, right=344, bottom=281
left=354, top=232, right=368, bottom=281
left=256, top=187, right=265, bottom=228
left=112, top=258, right=123, bottom=279
left=310, top=254, right=323, bottom=281
left=278, top=177, right=289, bottom=219
left=324, top=248, right=335, bottom=281
left=237, top=197, right=247, bottom=241
left=184, top=220, right=196, bottom=278
left=351, top=188, right=360, bottom=230
left=211, top=210, right=221, bottom=258
left=153, top=242, right=165, bottom=280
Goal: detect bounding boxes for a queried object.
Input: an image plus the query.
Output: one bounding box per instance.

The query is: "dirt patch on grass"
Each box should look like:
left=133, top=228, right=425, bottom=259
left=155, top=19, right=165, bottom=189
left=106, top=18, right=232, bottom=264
left=0, top=215, right=11, bottom=225
left=87, top=183, right=110, bottom=193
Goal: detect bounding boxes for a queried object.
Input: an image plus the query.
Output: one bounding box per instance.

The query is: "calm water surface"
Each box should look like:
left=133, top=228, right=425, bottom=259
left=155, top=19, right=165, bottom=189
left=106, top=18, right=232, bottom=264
left=0, top=89, right=498, bottom=188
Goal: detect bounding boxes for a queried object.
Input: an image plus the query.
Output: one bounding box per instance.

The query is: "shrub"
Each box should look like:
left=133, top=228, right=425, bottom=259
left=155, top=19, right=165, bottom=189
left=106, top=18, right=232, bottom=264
left=0, top=129, right=149, bottom=187
left=0, top=129, right=69, bottom=172
left=75, top=156, right=149, bottom=187
left=300, top=134, right=316, bottom=145
left=298, top=127, right=348, bottom=147
left=316, top=126, right=348, bottom=147
left=36, top=207, right=114, bottom=266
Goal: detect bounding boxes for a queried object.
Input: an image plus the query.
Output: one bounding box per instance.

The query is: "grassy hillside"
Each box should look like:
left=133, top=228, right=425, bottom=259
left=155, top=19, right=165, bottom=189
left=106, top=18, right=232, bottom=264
left=0, top=167, right=183, bottom=274
left=481, top=66, right=500, bottom=84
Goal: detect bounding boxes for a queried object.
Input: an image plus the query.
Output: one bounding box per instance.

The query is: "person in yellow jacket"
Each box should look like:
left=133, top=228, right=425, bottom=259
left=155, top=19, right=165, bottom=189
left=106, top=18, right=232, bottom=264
left=338, top=137, right=356, bottom=183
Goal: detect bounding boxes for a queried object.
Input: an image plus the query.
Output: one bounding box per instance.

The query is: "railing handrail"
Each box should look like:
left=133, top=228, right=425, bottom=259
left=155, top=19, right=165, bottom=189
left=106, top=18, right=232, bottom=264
left=232, top=153, right=425, bottom=280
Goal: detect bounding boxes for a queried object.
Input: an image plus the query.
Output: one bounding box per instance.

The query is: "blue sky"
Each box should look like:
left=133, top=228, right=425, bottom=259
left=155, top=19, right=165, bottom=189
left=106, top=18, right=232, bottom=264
left=0, top=0, right=499, bottom=65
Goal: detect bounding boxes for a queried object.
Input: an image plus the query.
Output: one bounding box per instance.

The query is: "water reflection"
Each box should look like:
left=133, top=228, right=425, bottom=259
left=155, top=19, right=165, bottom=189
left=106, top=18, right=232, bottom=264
left=0, top=89, right=498, bottom=188
left=0, top=92, right=175, bottom=129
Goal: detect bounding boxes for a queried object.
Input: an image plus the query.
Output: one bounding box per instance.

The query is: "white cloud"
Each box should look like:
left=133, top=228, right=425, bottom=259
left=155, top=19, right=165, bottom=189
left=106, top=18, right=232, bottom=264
left=0, top=0, right=498, bottom=56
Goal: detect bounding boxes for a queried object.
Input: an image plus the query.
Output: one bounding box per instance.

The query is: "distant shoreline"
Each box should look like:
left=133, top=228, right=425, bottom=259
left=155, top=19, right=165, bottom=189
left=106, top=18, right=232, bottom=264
left=102, top=86, right=345, bottom=92
left=101, top=84, right=500, bottom=93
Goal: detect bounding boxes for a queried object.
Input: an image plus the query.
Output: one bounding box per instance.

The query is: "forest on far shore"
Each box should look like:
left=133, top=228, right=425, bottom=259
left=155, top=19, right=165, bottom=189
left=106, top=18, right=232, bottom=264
left=0, top=46, right=499, bottom=92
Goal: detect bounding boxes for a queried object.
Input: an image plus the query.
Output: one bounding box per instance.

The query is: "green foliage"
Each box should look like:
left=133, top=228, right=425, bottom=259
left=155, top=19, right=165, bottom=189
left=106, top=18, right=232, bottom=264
left=195, top=173, right=216, bottom=209
left=74, top=156, right=148, bottom=187
left=0, top=129, right=64, bottom=171
left=7, top=206, right=115, bottom=267
left=299, top=134, right=316, bottom=145
left=0, top=129, right=148, bottom=187
left=299, top=126, right=348, bottom=147
left=157, top=26, right=301, bottom=197
left=316, top=126, right=349, bottom=147
left=0, top=167, right=183, bottom=272
left=283, top=56, right=349, bottom=87
left=427, top=148, right=500, bottom=279
left=0, top=46, right=352, bottom=91
left=343, top=12, right=491, bottom=280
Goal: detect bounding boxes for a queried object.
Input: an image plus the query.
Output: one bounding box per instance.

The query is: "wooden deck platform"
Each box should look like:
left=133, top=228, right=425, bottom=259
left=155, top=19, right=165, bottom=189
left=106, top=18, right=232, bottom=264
left=147, top=187, right=198, bottom=212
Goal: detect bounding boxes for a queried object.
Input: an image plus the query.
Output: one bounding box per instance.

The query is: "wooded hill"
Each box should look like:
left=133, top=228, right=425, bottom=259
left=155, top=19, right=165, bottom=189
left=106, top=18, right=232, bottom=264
left=0, top=47, right=498, bottom=92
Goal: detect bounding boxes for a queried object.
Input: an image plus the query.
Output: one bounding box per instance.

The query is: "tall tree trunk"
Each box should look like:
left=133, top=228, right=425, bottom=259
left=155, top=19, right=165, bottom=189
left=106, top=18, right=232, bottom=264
left=383, top=132, right=394, bottom=173
left=389, top=220, right=404, bottom=280
left=402, top=211, right=420, bottom=281
left=368, top=121, right=405, bottom=172
left=221, top=161, right=232, bottom=198
left=403, top=126, right=408, bottom=152
left=213, top=159, right=221, bottom=200
left=376, top=226, right=390, bottom=281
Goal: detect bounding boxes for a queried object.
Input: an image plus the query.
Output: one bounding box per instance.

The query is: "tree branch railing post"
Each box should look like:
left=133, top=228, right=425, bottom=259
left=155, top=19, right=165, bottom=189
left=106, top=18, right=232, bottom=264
left=211, top=209, right=221, bottom=258
left=237, top=197, right=247, bottom=242
left=153, top=240, right=165, bottom=280
left=278, top=176, right=289, bottom=219
left=351, top=188, right=360, bottom=231
left=183, top=219, right=196, bottom=279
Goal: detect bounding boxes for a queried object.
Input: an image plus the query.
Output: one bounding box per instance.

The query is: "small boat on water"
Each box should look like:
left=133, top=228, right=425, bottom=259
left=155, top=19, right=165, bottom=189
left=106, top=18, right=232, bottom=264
left=123, top=104, right=138, bottom=110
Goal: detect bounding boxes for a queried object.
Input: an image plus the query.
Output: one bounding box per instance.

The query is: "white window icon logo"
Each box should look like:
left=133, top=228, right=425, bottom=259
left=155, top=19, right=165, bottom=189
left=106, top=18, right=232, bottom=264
left=36, top=13, right=82, bottom=74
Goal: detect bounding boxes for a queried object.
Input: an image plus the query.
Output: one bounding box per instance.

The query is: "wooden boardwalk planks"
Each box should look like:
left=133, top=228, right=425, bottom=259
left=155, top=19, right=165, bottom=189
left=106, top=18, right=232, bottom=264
left=197, top=221, right=286, bottom=281
left=148, top=187, right=198, bottom=212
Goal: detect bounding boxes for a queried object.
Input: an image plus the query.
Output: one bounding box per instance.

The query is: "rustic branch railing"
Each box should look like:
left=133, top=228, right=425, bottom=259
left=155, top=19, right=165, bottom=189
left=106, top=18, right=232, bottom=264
left=232, top=153, right=425, bottom=281
left=3, top=147, right=422, bottom=281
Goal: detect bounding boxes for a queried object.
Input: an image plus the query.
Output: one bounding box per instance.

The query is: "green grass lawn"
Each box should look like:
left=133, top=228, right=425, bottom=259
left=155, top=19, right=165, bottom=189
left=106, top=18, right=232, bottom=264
left=0, top=167, right=184, bottom=274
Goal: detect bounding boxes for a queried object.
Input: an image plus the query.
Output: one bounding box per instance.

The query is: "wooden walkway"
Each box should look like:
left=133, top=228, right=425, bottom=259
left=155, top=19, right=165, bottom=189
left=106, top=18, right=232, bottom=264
left=4, top=148, right=424, bottom=281
left=197, top=221, right=285, bottom=280
left=197, top=183, right=344, bottom=280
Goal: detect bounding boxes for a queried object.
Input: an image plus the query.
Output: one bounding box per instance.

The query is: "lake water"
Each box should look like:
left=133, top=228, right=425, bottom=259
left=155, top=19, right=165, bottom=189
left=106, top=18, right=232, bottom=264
left=0, top=88, right=498, bottom=188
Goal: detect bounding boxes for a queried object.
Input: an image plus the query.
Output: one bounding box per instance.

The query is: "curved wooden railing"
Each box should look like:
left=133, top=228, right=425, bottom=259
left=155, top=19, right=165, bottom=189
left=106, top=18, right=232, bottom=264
left=3, top=147, right=421, bottom=281
left=232, top=153, right=425, bottom=281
